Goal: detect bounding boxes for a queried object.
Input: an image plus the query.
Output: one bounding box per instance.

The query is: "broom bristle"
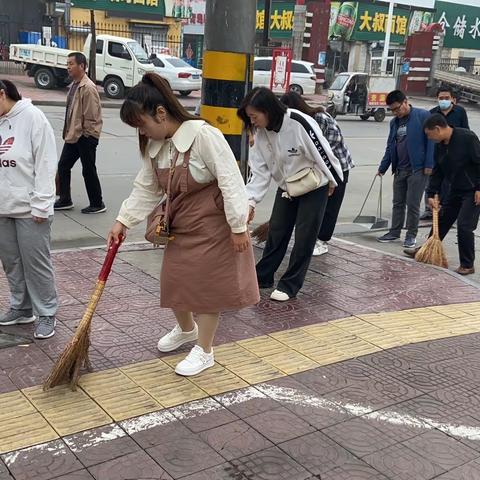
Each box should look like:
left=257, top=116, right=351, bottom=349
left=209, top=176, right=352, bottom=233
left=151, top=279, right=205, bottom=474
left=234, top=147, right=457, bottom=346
left=251, top=222, right=270, bottom=243
left=43, top=320, right=93, bottom=391
left=415, top=236, right=448, bottom=268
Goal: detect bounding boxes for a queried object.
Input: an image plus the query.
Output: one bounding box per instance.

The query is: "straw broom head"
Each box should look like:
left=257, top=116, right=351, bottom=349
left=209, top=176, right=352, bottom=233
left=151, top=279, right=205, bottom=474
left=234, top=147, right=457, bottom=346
left=251, top=221, right=270, bottom=243
left=415, top=195, right=448, bottom=269
left=43, top=239, right=123, bottom=391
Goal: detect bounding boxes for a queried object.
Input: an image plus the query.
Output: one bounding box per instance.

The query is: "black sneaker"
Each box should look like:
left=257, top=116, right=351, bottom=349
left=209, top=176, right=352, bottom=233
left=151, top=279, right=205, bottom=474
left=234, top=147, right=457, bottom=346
left=81, top=203, right=107, bottom=214
left=377, top=232, right=400, bottom=243
left=54, top=200, right=74, bottom=210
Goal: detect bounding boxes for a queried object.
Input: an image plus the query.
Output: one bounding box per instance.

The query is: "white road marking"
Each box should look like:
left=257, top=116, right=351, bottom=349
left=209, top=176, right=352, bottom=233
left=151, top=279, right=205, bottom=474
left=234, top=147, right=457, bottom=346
left=4, top=382, right=480, bottom=467
left=64, top=424, right=126, bottom=453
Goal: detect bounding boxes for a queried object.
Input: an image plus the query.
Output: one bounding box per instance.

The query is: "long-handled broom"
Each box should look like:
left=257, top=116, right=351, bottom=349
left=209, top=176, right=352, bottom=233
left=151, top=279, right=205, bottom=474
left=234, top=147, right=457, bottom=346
left=43, top=238, right=123, bottom=391
left=415, top=195, right=448, bottom=268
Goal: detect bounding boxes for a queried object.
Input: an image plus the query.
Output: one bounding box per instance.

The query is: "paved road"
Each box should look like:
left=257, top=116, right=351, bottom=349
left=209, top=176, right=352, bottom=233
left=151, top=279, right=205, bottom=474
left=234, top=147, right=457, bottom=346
left=41, top=97, right=480, bottom=281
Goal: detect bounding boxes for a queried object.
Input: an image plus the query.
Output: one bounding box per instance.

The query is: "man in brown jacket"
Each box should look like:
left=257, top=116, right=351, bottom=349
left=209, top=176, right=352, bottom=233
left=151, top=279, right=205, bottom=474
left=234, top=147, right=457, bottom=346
left=55, top=52, right=105, bottom=213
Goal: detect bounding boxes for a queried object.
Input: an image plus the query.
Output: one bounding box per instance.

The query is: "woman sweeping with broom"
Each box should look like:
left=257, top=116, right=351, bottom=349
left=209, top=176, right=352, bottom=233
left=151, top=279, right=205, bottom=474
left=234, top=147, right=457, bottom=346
left=405, top=114, right=480, bottom=275
left=237, top=87, right=343, bottom=302
left=108, top=73, right=259, bottom=376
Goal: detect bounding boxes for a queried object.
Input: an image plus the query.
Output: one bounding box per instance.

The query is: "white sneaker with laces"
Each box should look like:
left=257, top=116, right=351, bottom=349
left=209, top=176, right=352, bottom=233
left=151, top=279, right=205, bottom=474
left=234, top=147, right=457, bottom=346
left=312, top=240, right=328, bottom=256
left=270, top=289, right=290, bottom=302
left=175, top=345, right=214, bottom=376
left=157, top=322, right=198, bottom=353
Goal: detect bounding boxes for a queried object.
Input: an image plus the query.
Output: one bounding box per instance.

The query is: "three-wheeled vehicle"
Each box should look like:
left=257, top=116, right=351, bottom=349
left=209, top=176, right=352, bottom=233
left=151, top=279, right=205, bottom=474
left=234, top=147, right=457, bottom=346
left=327, top=72, right=397, bottom=122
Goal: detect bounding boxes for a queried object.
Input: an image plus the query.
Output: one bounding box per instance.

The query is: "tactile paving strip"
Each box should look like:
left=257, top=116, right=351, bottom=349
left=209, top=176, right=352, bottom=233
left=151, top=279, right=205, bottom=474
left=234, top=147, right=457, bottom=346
left=3, top=301, right=480, bottom=455
left=0, top=391, right=58, bottom=453
left=23, top=385, right=111, bottom=436
left=120, top=359, right=208, bottom=407
left=78, top=369, right=161, bottom=421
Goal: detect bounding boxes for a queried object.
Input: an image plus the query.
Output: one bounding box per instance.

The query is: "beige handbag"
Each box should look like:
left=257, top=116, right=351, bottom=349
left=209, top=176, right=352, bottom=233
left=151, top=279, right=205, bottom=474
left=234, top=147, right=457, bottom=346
left=285, top=167, right=323, bottom=198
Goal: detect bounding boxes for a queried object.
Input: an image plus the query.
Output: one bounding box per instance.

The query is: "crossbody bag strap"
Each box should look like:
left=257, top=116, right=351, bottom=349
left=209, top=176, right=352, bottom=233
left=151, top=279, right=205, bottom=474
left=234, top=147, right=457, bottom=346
left=164, top=149, right=180, bottom=227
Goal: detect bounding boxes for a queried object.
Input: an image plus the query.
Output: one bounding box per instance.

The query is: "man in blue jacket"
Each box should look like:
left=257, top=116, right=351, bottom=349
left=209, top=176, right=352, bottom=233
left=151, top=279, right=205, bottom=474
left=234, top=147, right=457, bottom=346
left=377, top=90, right=434, bottom=248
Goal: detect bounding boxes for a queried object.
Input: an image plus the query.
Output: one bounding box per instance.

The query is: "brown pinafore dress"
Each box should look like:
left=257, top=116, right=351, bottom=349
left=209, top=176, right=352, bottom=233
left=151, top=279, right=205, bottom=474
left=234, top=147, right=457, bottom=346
left=153, top=146, right=260, bottom=313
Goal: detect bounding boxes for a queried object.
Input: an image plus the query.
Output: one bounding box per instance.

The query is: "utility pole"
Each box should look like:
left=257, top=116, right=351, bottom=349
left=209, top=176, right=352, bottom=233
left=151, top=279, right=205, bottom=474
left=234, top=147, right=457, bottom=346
left=201, top=0, right=256, bottom=179
left=88, top=9, right=96, bottom=83
left=380, top=0, right=394, bottom=75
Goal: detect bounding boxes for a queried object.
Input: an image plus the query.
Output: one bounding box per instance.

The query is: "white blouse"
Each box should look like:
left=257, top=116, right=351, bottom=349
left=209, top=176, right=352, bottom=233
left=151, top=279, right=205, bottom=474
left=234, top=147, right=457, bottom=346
left=117, top=120, right=249, bottom=233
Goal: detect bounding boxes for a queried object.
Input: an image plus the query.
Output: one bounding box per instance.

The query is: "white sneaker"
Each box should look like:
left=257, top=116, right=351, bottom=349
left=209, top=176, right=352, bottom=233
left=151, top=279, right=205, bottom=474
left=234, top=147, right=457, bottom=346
left=175, top=345, right=214, bottom=376
left=270, top=289, right=290, bottom=302
left=312, top=240, right=328, bottom=256
left=157, top=322, right=198, bottom=353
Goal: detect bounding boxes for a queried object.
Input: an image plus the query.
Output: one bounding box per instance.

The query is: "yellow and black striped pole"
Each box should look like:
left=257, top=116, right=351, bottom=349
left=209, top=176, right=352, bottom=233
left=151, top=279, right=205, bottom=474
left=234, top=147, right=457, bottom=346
left=200, top=0, right=256, bottom=179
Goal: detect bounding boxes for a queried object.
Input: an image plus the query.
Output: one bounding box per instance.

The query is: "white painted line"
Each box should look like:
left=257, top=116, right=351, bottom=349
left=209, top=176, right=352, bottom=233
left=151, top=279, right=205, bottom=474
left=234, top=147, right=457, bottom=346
left=410, top=67, right=431, bottom=72
left=170, top=397, right=224, bottom=420
left=64, top=424, right=126, bottom=453
left=3, top=440, right=67, bottom=466
left=120, top=410, right=177, bottom=435
left=215, top=386, right=267, bottom=406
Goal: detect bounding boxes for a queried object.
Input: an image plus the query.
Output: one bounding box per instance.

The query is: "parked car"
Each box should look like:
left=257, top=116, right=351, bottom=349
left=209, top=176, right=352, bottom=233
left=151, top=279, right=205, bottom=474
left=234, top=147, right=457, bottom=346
left=10, top=34, right=155, bottom=99
left=253, top=57, right=317, bottom=95
left=150, top=54, right=202, bottom=96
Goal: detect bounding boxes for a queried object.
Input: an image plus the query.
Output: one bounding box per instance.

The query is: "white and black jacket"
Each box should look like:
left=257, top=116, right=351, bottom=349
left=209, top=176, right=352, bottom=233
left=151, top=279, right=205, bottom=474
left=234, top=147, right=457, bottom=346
left=246, top=109, right=344, bottom=206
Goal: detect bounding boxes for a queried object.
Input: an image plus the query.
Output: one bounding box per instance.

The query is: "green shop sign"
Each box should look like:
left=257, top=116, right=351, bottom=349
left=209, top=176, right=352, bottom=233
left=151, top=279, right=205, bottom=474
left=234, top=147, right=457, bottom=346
left=71, top=0, right=192, bottom=18
left=256, top=0, right=295, bottom=39
left=329, top=1, right=433, bottom=44
left=435, top=1, right=480, bottom=49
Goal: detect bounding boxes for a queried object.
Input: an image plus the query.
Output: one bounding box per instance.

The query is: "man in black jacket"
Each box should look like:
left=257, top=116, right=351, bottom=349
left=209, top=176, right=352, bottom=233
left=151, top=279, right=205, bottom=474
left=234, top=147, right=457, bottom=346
left=406, top=114, right=480, bottom=275
left=420, top=85, right=470, bottom=220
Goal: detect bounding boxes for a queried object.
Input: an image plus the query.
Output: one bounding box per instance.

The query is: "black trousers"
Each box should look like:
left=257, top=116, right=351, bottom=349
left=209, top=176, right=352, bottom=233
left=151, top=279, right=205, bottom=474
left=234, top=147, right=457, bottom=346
left=257, top=185, right=329, bottom=297
left=58, top=136, right=103, bottom=207
left=318, top=170, right=349, bottom=242
left=434, top=190, right=480, bottom=268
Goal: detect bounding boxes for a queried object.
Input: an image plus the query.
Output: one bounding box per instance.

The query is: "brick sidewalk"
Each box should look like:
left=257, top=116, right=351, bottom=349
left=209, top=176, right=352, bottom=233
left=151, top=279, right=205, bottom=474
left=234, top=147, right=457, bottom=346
left=1, top=240, right=480, bottom=479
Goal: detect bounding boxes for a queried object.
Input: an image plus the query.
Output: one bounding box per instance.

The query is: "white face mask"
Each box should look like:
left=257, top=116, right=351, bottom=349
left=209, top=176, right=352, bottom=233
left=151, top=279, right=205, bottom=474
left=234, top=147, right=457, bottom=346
left=438, top=99, right=452, bottom=110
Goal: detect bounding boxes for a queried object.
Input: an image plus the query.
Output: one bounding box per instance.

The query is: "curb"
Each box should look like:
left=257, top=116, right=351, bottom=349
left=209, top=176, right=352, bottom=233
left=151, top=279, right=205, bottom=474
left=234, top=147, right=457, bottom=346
left=33, top=100, right=196, bottom=111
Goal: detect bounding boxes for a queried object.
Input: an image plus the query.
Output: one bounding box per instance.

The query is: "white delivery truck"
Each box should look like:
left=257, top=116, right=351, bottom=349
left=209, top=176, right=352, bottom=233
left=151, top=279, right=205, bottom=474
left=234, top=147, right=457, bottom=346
left=9, top=34, right=155, bottom=99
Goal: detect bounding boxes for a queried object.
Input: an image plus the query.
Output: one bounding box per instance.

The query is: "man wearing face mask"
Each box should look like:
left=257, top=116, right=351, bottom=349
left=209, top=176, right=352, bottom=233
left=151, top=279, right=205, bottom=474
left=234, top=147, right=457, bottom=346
left=420, top=85, right=470, bottom=220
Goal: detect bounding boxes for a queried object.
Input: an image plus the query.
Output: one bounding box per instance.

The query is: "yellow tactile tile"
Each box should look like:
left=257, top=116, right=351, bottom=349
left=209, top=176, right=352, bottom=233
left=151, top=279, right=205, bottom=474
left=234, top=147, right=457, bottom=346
left=0, top=391, right=36, bottom=422
left=0, top=413, right=58, bottom=454
left=79, top=369, right=161, bottom=421
left=188, top=364, right=249, bottom=395
left=120, top=358, right=208, bottom=407
left=271, top=328, right=319, bottom=349
left=237, top=336, right=289, bottom=357
left=214, top=343, right=254, bottom=366
left=212, top=342, right=284, bottom=383
left=356, top=331, right=405, bottom=349
left=120, top=359, right=173, bottom=387
left=334, top=338, right=381, bottom=357
left=225, top=358, right=284, bottom=384
left=428, top=306, right=472, bottom=319
left=301, top=323, right=349, bottom=344
left=23, top=385, right=111, bottom=436
left=143, top=373, right=208, bottom=408
left=262, top=349, right=318, bottom=375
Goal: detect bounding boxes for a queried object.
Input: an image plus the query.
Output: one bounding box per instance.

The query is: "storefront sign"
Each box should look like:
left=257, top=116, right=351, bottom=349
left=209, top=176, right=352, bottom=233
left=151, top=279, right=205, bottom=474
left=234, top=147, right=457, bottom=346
left=329, top=1, right=433, bottom=44
left=256, top=1, right=295, bottom=39
left=71, top=0, right=193, bottom=18
left=435, top=1, right=480, bottom=49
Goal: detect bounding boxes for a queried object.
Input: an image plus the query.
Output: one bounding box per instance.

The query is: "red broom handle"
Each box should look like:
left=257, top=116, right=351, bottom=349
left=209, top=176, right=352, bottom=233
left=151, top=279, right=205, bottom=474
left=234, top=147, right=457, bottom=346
left=98, top=237, right=123, bottom=282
